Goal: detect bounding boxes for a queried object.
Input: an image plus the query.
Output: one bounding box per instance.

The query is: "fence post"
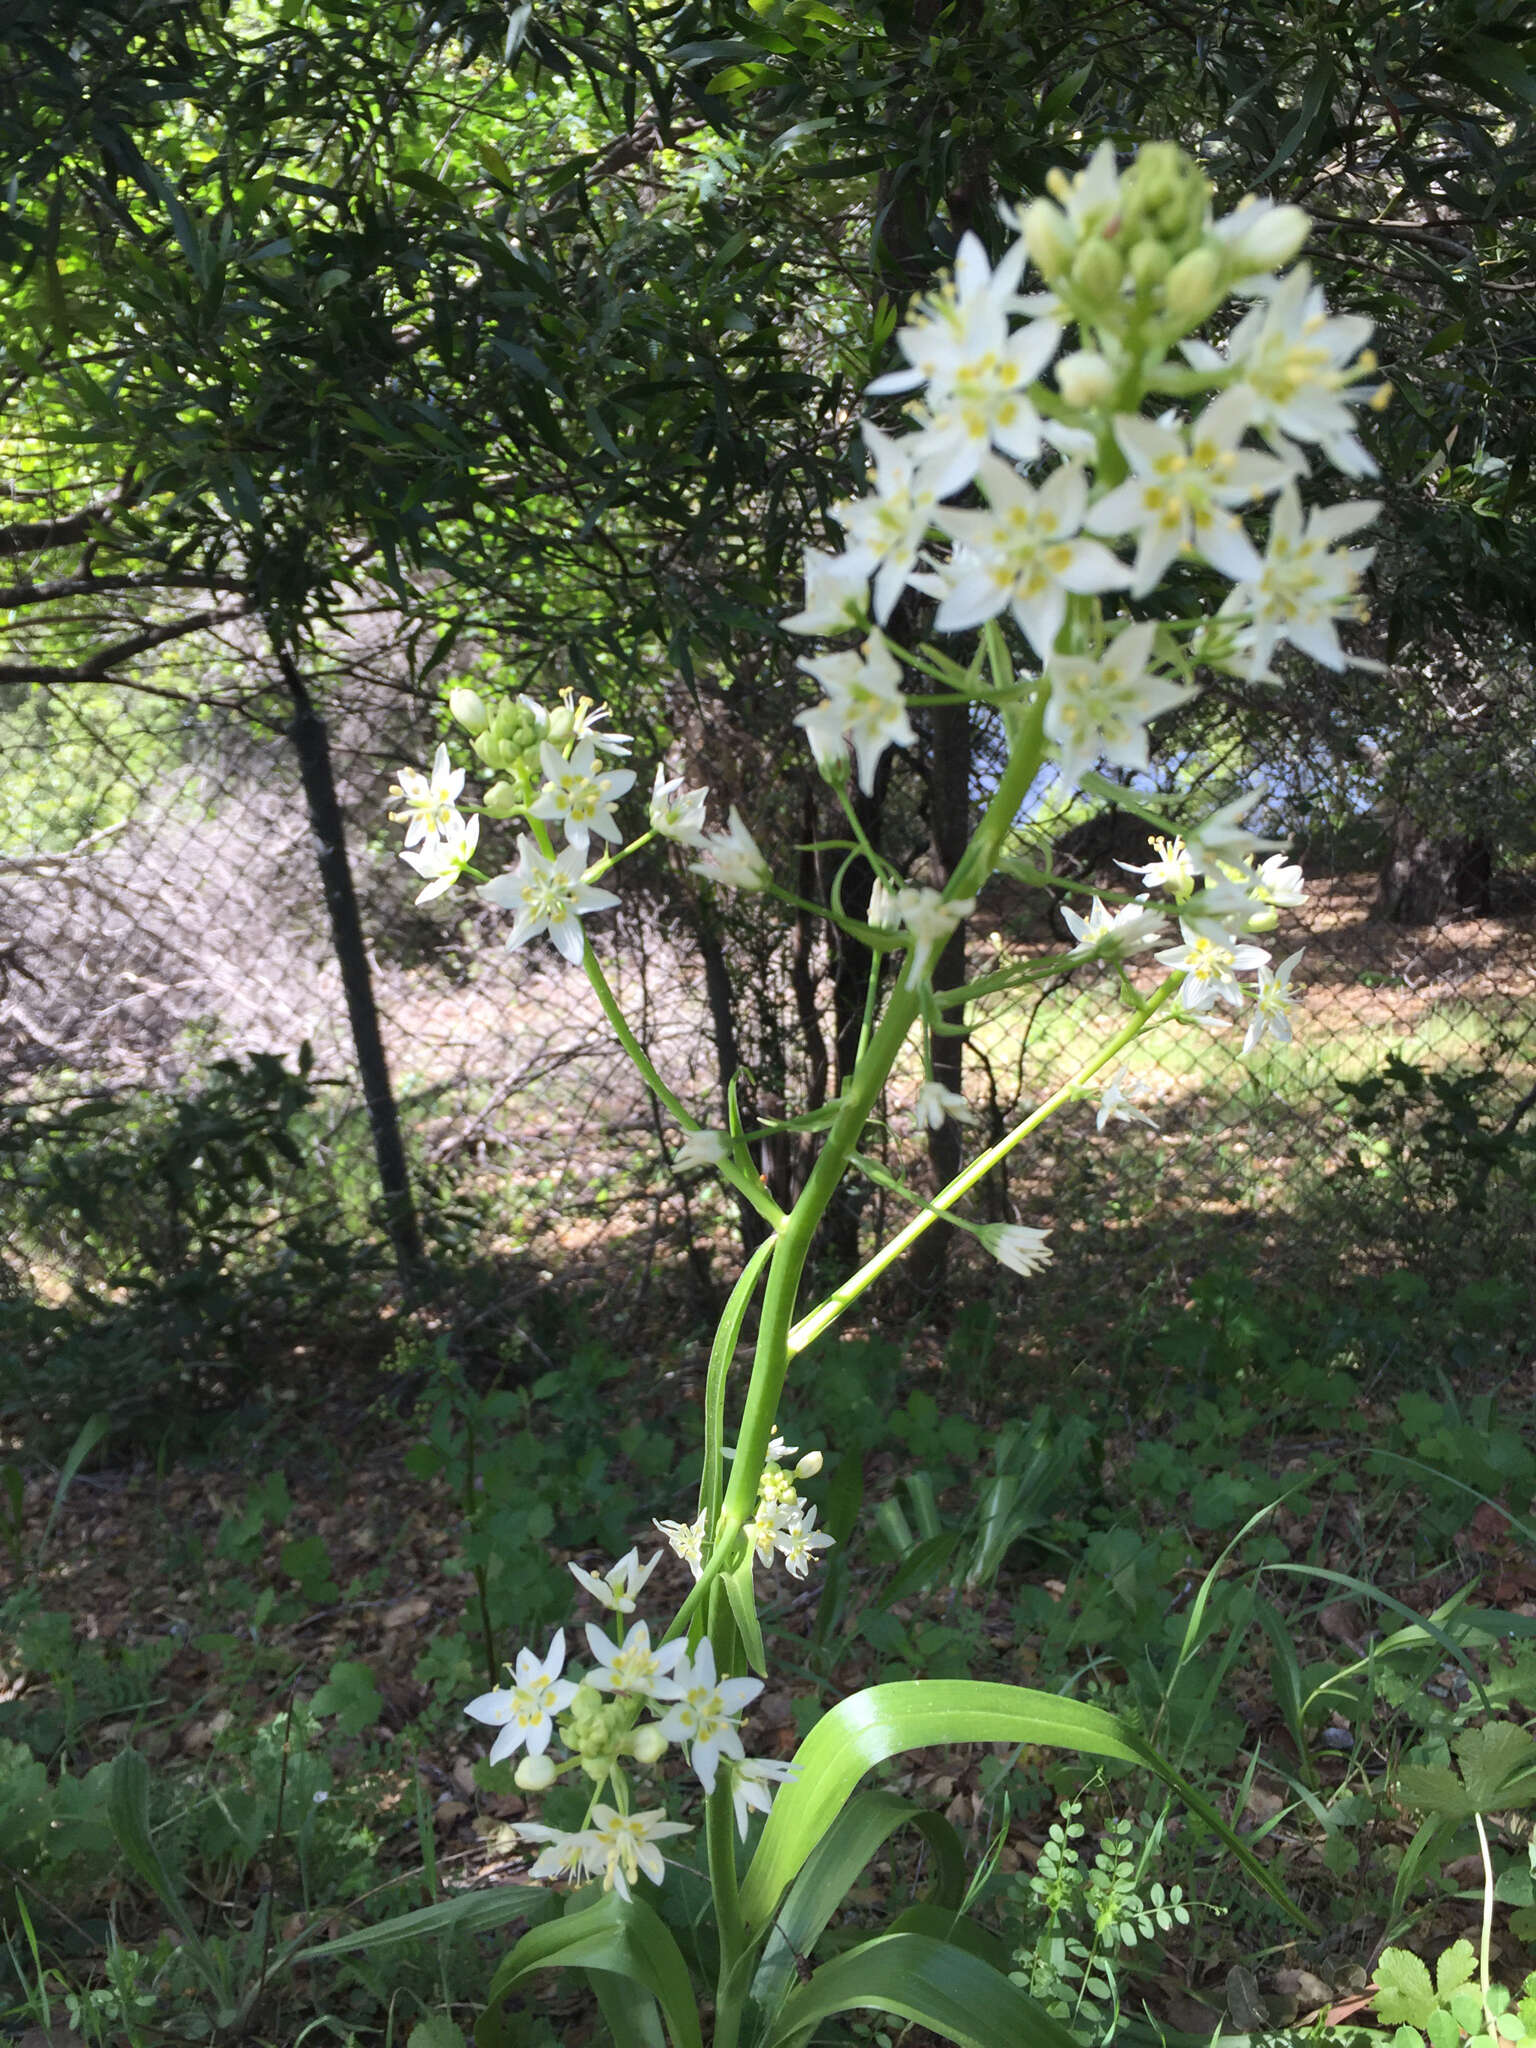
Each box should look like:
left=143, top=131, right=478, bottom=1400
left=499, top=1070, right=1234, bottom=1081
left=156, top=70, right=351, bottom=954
left=275, top=642, right=425, bottom=1285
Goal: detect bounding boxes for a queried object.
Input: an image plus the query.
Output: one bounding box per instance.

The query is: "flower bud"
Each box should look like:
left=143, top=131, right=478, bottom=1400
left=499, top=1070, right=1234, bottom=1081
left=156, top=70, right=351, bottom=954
left=514, top=1752, right=557, bottom=1791
left=1020, top=197, right=1070, bottom=279
left=491, top=702, right=524, bottom=743
left=1223, top=199, right=1310, bottom=273
left=793, top=1450, right=824, bottom=1481
left=1127, top=238, right=1170, bottom=293
left=545, top=703, right=575, bottom=745
left=1163, top=246, right=1221, bottom=323
left=449, top=687, right=489, bottom=734
left=1070, top=238, right=1123, bottom=305
left=1055, top=349, right=1115, bottom=408
left=631, top=1725, right=669, bottom=1765
left=481, top=780, right=521, bottom=818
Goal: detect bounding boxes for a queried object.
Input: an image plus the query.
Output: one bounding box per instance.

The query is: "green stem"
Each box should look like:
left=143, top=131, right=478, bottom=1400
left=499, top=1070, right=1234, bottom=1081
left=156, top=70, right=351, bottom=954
left=716, top=680, right=1052, bottom=1540
left=706, top=1582, right=747, bottom=2001
left=580, top=940, right=787, bottom=1235
left=786, top=977, right=1179, bottom=1357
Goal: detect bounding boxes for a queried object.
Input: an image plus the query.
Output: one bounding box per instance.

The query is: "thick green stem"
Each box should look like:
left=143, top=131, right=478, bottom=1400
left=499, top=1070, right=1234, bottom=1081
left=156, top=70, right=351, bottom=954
left=716, top=682, right=1051, bottom=1538
left=786, top=977, right=1179, bottom=1357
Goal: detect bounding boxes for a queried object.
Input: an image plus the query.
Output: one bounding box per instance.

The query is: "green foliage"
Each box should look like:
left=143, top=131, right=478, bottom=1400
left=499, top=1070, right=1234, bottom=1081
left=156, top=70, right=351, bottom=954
left=1006, top=1799, right=1193, bottom=2041
left=1340, top=1048, right=1536, bottom=1230
left=0, top=1047, right=375, bottom=1449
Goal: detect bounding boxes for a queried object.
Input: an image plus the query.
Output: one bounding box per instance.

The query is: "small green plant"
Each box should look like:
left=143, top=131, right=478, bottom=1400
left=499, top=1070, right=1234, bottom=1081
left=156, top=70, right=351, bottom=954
left=1006, top=1798, right=1194, bottom=2041
left=1375, top=1940, right=1536, bottom=2048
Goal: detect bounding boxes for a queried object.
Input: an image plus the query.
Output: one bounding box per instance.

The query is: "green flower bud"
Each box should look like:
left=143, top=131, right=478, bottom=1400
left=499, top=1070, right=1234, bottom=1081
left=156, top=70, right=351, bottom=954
left=514, top=1752, right=557, bottom=1791
left=545, top=703, right=575, bottom=746
left=481, top=780, right=521, bottom=818
left=631, top=1725, right=668, bottom=1765
left=1163, top=245, right=1221, bottom=323
left=1021, top=198, right=1071, bottom=279
left=449, top=687, right=489, bottom=734
left=1245, top=905, right=1280, bottom=934
left=1070, top=238, right=1124, bottom=306
left=1127, top=238, right=1170, bottom=292
left=491, top=702, right=524, bottom=744
left=1055, top=348, right=1116, bottom=408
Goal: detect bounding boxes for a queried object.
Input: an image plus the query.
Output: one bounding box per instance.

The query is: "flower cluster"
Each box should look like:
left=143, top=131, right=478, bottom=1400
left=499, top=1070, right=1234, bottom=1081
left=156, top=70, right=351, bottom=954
left=464, top=1550, right=801, bottom=1900
left=654, top=1434, right=835, bottom=1584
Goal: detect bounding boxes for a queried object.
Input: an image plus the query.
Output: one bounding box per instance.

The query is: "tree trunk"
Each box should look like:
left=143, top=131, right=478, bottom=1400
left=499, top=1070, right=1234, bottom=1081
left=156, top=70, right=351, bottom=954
left=276, top=643, right=424, bottom=1286
left=1377, top=818, right=1494, bottom=923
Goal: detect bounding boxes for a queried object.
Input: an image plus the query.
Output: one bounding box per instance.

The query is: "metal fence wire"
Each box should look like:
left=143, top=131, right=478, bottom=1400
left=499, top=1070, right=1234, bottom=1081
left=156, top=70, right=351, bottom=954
left=3, top=677, right=1534, bottom=1304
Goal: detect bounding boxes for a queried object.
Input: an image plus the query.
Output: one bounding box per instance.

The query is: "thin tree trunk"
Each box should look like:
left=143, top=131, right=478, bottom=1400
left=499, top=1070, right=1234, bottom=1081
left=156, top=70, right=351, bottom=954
left=275, top=640, right=424, bottom=1285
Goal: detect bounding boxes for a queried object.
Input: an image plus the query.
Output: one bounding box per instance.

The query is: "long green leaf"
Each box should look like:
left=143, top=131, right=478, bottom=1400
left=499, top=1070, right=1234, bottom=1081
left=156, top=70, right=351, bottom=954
left=303, top=1884, right=554, bottom=1959
left=38, top=1411, right=111, bottom=1563
left=478, top=1890, right=702, bottom=2048
left=764, top=1931, right=1081, bottom=2048
left=703, top=1235, right=775, bottom=1535
left=751, top=1791, right=966, bottom=2022
left=107, top=1747, right=196, bottom=1941
left=738, top=1681, right=1311, bottom=1936
left=592, top=1970, right=668, bottom=2048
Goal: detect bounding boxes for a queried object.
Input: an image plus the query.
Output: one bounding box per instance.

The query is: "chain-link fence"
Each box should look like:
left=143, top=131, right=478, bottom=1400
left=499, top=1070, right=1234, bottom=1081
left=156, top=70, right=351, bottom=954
left=4, top=675, right=1534, bottom=1318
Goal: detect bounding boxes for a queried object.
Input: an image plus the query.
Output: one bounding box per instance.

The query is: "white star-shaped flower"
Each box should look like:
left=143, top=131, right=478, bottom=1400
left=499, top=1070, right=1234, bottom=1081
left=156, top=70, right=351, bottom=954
left=388, top=742, right=466, bottom=848
left=1243, top=948, right=1305, bottom=1054
left=1187, top=266, right=1382, bottom=477
left=729, top=1756, right=799, bottom=1840
left=654, top=1510, right=708, bottom=1580
left=568, top=1547, right=661, bottom=1615
left=464, top=1631, right=578, bottom=1762
left=867, top=233, right=1061, bottom=494
left=1156, top=919, right=1271, bottom=1012
left=583, top=1619, right=687, bottom=1699
left=774, top=1504, right=835, bottom=1580
left=649, top=765, right=710, bottom=847
left=673, top=1128, right=730, bottom=1172
left=477, top=837, right=621, bottom=963
left=782, top=546, right=873, bottom=636
left=515, top=1823, right=596, bottom=1883
left=586, top=1806, right=693, bottom=1902
left=400, top=812, right=479, bottom=903
left=528, top=737, right=636, bottom=851
left=1086, top=390, right=1295, bottom=596
left=653, top=1638, right=763, bottom=1796
left=1060, top=896, right=1167, bottom=961
left=1118, top=833, right=1198, bottom=900
left=1220, top=484, right=1379, bottom=680
left=977, top=1223, right=1054, bottom=1277
left=911, top=1080, right=977, bottom=1131
left=833, top=423, right=944, bottom=622
left=891, top=884, right=976, bottom=989
left=1094, top=1066, right=1158, bottom=1132
left=927, top=457, right=1131, bottom=658
left=691, top=808, right=772, bottom=892
left=795, top=632, right=915, bottom=794
left=1044, top=620, right=1193, bottom=787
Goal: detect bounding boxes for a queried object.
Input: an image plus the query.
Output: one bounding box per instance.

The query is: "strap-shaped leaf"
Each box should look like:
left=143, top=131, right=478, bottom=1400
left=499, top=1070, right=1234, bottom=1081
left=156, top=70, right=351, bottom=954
left=724, top=1541, right=767, bottom=1677
left=703, top=1235, right=775, bottom=1533
left=303, top=1884, right=554, bottom=1959
left=478, top=1890, right=702, bottom=2048
left=592, top=1968, right=668, bottom=2048
left=751, top=1791, right=966, bottom=2021
left=763, top=1930, right=1081, bottom=2048
left=738, top=1680, right=1311, bottom=1936
left=883, top=1903, right=1012, bottom=1972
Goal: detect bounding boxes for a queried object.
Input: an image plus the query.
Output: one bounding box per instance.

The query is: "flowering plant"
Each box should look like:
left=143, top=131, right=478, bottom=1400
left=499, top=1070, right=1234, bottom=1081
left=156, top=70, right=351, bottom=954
left=389, top=140, right=1381, bottom=2046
